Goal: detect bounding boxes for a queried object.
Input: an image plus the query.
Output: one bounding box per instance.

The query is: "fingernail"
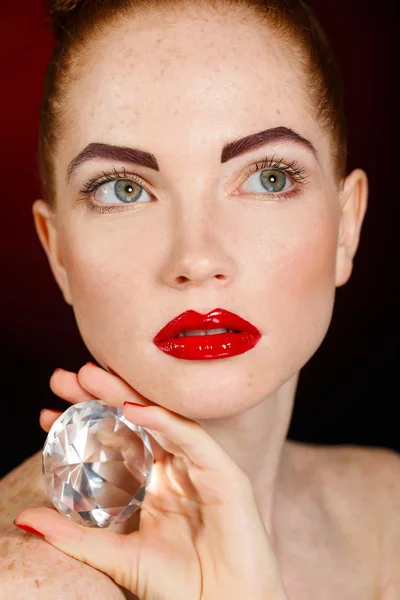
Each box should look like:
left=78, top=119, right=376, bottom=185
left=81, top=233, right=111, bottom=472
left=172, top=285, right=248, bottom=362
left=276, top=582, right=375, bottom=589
left=86, top=362, right=97, bottom=367
left=124, top=401, right=144, bottom=407
left=53, top=368, right=63, bottom=373
left=40, top=408, right=60, bottom=415
left=14, top=521, right=44, bottom=538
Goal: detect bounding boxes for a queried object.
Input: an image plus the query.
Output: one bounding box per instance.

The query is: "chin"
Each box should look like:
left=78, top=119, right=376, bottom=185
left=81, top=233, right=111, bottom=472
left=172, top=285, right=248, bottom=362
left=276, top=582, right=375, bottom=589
left=93, top=317, right=325, bottom=419
left=110, top=350, right=290, bottom=421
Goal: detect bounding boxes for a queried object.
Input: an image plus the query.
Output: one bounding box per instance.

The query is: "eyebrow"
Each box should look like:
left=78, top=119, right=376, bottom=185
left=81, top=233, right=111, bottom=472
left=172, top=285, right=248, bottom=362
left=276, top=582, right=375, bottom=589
left=66, top=126, right=317, bottom=181
left=220, top=126, right=317, bottom=163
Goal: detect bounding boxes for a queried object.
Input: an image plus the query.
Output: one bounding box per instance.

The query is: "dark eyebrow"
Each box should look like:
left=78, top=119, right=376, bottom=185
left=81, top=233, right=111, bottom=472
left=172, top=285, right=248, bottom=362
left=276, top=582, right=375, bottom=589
left=67, top=142, right=159, bottom=181
left=67, top=126, right=316, bottom=182
left=220, top=126, right=317, bottom=163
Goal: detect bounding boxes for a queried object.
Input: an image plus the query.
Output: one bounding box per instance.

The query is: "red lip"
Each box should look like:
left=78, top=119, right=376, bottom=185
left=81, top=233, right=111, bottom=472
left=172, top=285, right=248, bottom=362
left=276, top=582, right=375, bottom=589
left=153, top=308, right=261, bottom=361
left=153, top=308, right=260, bottom=343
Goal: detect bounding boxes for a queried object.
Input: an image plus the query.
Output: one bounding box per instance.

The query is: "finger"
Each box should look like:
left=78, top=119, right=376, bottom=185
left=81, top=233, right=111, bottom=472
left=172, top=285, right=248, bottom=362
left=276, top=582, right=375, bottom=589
left=76, top=365, right=198, bottom=463
left=49, top=365, right=165, bottom=462
left=122, top=402, right=253, bottom=502
left=76, top=369, right=251, bottom=497
left=76, top=363, right=153, bottom=408
left=14, top=507, right=138, bottom=593
left=39, top=409, right=62, bottom=433
left=50, top=368, right=98, bottom=405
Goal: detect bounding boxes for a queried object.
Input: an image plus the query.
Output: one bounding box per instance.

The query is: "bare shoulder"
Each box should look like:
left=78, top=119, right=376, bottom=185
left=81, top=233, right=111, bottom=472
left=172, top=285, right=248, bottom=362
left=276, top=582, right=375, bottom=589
left=295, top=441, right=400, bottom=597
left=291, top=441, right=400, bottom=522
left=280, top=441, right=400, bottom=598
left=0, top=451, right=50, bottom=530
left=327, top=444, right=400, bottom=598
left=348, top=445, right=400, bottom=598
left=0, top=451, right=130, bottom=599
left=310, top=442, right=400, bottom=511
left=287, top=439, right=399, bottom=490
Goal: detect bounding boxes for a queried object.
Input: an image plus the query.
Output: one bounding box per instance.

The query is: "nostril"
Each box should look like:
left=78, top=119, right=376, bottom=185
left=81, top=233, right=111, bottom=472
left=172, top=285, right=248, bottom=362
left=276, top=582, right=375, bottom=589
left=176, top=275, right=189, bottom=284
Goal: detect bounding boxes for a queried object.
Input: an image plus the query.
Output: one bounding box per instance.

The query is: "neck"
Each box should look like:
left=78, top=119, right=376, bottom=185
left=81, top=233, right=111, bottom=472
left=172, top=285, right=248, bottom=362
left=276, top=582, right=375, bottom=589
left=196, top=372, right=298, bottom=538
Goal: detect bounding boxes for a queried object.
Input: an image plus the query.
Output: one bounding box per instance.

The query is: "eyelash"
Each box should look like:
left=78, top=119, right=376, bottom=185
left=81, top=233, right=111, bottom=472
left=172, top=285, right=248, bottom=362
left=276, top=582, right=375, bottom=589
left=77, top=157, right=309, bottom=215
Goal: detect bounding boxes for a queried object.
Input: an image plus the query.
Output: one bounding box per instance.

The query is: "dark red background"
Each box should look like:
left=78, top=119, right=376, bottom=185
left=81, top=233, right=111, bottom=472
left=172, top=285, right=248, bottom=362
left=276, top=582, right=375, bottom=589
left=1, top=2, right=399, bottom=478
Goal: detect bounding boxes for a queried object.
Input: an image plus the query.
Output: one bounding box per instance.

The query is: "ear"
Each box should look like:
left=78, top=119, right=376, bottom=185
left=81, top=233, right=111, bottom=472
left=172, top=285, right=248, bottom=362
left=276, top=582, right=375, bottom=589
left=32, top=200, right=73, bottom=305
left=335, top=168, right=368, bottom=287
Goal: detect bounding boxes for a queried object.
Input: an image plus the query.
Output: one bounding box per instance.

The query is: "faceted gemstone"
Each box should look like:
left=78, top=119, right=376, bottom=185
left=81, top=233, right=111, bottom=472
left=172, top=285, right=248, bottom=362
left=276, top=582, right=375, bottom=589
left=42, top=400, right=154, bottom=528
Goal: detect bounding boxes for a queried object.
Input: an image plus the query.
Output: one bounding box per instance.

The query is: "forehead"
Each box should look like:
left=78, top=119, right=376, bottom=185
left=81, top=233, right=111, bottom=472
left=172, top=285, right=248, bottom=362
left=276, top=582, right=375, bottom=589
left=61, top=9, right=328, bottom=170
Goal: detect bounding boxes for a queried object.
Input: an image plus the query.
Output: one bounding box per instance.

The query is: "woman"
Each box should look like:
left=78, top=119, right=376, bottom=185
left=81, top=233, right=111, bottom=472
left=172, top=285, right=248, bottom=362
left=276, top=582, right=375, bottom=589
left=1, top=0, right=399, bottom=597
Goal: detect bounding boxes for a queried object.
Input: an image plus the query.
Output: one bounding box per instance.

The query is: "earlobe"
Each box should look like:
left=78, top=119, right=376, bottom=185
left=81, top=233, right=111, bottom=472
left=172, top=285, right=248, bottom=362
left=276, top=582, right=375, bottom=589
left=335, top=168, right=368, bottom=287
left=32, top=200, right=73, bottom=305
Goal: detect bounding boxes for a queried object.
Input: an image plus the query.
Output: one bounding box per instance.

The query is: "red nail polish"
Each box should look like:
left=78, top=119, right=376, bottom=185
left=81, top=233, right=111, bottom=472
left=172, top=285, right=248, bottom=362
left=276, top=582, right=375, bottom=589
left=14, top=521, right=44, bottom=537
left=124, top=401, right=144, bottom=407
left=86, top=362, right=97, bottom=367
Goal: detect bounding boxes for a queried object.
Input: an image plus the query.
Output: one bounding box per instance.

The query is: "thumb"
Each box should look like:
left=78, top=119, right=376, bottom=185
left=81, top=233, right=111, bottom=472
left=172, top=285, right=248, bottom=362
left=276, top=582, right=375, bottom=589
left=14, top=507, right=137, bottom=592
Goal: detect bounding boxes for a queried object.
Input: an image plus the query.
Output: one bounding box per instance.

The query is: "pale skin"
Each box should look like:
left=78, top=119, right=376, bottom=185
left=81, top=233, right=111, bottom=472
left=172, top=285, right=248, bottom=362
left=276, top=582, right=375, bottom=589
left=2, top=5, right=400, bottom=599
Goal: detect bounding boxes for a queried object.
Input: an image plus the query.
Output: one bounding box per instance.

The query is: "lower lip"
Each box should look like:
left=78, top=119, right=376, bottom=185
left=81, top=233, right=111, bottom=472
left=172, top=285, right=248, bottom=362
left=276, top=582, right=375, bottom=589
left=153, top=332, right=261, bottom=360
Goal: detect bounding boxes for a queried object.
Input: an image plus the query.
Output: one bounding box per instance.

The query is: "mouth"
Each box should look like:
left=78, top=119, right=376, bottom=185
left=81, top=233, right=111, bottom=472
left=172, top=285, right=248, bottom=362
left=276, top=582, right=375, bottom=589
left=173, top=327, right=240, bottom=338
left=153, top=308, right=261, bottom=343
left=152, top=308, right=261, bottom=361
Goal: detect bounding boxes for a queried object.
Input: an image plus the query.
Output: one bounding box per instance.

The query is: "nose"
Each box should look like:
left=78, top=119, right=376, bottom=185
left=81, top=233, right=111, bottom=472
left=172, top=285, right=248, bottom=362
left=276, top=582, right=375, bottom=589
left=160, top=208, right=237, bottom=290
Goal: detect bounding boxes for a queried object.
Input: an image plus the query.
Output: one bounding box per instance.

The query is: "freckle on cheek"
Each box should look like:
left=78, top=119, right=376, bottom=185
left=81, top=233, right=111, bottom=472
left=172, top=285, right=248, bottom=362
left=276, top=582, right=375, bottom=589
left=0, top=540, right=10, bottom=558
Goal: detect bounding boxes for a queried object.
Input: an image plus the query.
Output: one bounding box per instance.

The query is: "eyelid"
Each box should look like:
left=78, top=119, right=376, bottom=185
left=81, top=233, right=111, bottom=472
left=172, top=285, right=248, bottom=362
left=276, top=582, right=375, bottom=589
left=78, top=156, right=309, bottom=213
left=247, top=157, right=304, bottom=182
left=227, top=155, right=308, bottom=194
left=79, top=167, right=155, bottom=196
left=81, top=156, right=306, bottom=191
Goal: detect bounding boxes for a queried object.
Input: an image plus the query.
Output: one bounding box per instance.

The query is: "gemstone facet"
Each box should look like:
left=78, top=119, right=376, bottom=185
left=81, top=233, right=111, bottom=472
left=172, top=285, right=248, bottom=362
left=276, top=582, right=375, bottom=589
left=42, top=400, right=154, bottom=528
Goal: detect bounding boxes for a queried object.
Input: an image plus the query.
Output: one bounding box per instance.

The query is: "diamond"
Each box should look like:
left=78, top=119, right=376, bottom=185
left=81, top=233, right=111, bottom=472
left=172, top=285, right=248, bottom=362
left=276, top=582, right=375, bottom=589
left=42, top=400, right=154, bottom=528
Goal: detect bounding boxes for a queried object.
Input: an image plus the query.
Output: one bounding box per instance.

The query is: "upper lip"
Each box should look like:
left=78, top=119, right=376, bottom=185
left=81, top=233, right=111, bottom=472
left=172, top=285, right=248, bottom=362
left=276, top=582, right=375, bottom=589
left=153, top=308, right=261, bottom=343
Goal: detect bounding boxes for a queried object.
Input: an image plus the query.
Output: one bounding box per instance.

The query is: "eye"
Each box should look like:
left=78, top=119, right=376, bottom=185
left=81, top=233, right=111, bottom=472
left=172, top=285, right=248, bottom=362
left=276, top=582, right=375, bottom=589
left=94, top=179, right=151, bottom=204
left=238, top=168, right=292, bottom=195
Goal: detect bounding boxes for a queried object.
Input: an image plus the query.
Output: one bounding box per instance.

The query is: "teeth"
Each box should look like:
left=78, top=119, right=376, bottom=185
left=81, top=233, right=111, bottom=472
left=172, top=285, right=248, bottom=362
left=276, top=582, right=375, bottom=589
left=176, top=328, right=236, bottom=338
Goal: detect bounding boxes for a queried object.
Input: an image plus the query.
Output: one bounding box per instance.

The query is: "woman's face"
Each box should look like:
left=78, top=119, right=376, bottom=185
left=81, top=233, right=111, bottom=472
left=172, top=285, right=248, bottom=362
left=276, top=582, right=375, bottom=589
left=49, top=9, right=344, bottom=419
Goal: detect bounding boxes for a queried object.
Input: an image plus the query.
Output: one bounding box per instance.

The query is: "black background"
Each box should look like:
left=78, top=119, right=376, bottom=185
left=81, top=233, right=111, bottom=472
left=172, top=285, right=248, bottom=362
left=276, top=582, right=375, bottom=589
left=1, top=1, right=398, bottom=479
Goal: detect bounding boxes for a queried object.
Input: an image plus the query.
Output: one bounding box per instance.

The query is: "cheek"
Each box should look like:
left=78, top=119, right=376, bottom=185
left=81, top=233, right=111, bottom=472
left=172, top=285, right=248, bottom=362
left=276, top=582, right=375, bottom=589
left=250, top=201, right=339, bottom=352
left=58, top=229, right=153, bottom=357
left=274, top=220, right=337, bottom=307
left=58, top=196, right=339, bottom=385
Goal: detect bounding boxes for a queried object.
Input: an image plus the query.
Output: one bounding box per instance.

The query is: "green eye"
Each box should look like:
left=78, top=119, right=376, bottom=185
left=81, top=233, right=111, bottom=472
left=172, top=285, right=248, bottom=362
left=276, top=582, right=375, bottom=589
left=260, top=169, right=287, bottom=193
left=114, top=180, right=143, bottom=203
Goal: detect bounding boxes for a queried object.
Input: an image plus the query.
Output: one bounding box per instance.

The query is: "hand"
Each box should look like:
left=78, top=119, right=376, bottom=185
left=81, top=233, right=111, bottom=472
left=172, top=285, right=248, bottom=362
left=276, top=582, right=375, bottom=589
left=15, top=363, right=289, bottom=600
